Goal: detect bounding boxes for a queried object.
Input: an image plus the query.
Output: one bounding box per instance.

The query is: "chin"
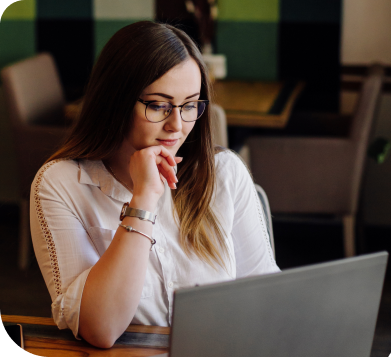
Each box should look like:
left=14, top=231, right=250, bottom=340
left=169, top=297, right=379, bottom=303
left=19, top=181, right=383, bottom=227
left=168, top=147, right=179, bottom=156
left=158, top=142, right=181, bottom=156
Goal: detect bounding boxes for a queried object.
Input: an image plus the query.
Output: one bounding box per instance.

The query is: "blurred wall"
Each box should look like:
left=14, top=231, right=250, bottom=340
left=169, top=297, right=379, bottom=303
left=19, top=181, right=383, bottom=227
left=216, top=0, right=341, bottom=111
left=0, top=0, right=154, bottom=91
left=341, top=0, right=391, bottom=65
left=0, top=0, right=342, bottom=111
left=0, top=0, right=154, bottom=202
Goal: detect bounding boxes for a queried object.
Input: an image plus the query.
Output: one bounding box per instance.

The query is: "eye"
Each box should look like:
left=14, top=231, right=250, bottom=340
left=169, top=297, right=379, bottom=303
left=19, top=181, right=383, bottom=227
left=183, top=102, right=197, bottom=111
left=149, top=102, right=171, bottom=111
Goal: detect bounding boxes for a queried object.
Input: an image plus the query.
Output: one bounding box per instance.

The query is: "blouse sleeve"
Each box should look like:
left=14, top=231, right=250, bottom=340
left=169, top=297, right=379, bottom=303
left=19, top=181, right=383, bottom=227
left=226, top=152, right=280, bottom=278
left=30, top=162, right=99, bottom=339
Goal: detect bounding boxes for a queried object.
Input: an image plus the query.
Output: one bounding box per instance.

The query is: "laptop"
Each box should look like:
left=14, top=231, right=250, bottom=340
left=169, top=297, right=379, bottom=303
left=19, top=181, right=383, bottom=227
left=152, top=252, right=388, bottom=357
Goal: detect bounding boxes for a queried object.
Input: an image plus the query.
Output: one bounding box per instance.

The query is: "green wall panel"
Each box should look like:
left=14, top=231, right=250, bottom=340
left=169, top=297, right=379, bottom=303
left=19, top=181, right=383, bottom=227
left=0, top=20, right=35, bottom=69
left=218, top=0, right=279, bottom=22
left=94, top=0, right=154, bottom=20
left=94, top=20, right=138, bottom=59
left=216, top=21, right=278, bottom=81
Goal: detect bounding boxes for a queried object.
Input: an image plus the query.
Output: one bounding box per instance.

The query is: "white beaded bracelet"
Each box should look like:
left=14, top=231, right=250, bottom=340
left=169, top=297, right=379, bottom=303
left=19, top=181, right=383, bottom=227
left=118, top=223, right=156, bottom=251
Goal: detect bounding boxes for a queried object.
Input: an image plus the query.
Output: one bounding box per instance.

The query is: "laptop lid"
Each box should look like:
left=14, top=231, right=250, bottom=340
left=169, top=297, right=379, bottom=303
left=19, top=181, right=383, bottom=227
left=164, top=252, right=387, bottom=357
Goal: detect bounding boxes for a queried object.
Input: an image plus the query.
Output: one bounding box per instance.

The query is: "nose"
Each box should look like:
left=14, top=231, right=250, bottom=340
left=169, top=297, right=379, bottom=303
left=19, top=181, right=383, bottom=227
left=164, top=107, right=182, bottom=132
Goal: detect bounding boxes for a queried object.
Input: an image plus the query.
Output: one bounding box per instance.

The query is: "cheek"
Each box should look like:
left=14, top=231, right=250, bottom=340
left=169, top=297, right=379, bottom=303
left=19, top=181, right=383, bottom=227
left=131, top=124, right=159, bottom=147
left=183, top=122, right=196, bottom=137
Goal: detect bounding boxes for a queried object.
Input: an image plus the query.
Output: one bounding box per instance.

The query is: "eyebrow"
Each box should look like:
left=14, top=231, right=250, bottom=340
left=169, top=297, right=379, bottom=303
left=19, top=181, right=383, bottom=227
left=145, top=92, right=200, bottom=100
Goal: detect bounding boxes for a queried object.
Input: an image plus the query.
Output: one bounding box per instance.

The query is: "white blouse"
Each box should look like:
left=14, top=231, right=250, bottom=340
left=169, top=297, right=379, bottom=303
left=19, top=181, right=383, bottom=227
left=30, top=150, right=279, bottom=338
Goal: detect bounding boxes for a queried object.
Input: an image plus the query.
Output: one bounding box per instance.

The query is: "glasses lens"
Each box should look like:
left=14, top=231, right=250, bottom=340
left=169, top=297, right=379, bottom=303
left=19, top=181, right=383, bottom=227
left=181, top=101, right=206, bottom=122
left=146, top=102, right=172, bottom=122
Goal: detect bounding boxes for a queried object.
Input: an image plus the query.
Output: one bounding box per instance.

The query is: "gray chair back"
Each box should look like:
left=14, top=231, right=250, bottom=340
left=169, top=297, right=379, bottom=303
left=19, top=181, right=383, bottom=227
left=348, top=64, right=384, bottom=213
left=210, top=103, right=228, bottom=148
left=246, top=65, right=384, bottom=257
left=1, top=53, right=66, bottom=126
left=1, top=53, right=69, bottom=197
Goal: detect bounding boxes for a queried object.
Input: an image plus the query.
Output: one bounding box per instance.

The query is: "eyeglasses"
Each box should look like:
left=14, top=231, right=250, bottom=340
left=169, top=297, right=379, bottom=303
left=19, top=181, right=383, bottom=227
left=137, top=99, right=209, bottom=123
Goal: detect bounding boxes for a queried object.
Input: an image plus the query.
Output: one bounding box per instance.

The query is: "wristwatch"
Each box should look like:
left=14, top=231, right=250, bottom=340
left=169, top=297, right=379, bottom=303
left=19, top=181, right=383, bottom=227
left=120, top=202, right=156, bottom=224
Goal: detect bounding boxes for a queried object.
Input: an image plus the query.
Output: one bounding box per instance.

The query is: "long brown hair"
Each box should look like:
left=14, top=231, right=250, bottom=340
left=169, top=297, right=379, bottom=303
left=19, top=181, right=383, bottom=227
left=48, top=21, right=227, bottom=268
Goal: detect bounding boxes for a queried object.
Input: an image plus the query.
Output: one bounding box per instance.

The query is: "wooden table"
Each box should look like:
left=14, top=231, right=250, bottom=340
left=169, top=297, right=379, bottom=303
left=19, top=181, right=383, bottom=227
left=2, top=315, right=170, bottom=356
left=213, top=80, right=305, bottom=128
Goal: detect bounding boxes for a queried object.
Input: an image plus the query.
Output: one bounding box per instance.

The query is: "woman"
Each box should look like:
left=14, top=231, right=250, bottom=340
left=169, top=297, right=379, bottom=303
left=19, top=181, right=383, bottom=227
left=30, top=21, right=279, bottom=348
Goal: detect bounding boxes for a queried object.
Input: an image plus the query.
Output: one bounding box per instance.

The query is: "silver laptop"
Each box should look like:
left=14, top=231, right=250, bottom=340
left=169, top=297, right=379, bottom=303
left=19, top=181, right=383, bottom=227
left=153, top=252, right=388, bottom=357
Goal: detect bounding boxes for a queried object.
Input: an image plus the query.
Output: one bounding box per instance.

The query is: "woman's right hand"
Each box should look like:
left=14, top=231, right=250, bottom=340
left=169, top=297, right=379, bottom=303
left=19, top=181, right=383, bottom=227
left=128, top=145, right=182, bottom=205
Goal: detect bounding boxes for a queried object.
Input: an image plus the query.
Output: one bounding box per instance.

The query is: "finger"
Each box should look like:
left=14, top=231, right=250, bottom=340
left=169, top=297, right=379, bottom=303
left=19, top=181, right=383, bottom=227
left=159, top=172, right=167, bottom=184
left=156, top=156, right=178, bottom=183
left=159, top=172, right=175, bottom=190
left=158, top=165, right=177, bottom=189
left=150, top=145, right=176, bottom=166
left=175, top=157, right=183, bottom=164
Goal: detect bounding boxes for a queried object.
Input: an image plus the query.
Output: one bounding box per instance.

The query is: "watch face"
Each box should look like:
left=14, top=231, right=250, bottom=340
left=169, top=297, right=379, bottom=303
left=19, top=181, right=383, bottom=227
left=120, top=202, right=129, bottom=221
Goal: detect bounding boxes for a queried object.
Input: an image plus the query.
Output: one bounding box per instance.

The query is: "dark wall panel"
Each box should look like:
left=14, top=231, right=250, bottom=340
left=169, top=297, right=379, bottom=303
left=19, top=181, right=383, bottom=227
left=280, top=0, right=341, bottom=23
left=278, top=22, right=341, bottom=111
left=36, top=20, right=94, bottom=91
left=37, top=0, right=93, bottom=19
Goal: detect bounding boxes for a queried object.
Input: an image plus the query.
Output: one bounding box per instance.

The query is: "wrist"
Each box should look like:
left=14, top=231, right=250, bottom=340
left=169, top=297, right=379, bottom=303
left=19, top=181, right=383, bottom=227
left=129, top=194, right=159, bottom=212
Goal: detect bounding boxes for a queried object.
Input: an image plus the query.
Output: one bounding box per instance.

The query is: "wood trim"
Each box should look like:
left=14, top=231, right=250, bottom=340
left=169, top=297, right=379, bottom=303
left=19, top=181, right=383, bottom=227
left=2, top=315, right=56, bottom=326
left=341, top=81, right=362, bottom=91
left=24, top=339, right=168, bottom=356
left=2, top=315, right=170, bottom=335
left=341, top=81, right=391, bottom=93
left=342, top=65, right=391, bottom=77
left=280, top=81, right=306, bottom=124
left=341, top=65, right=391, bottom=92
left=126, top=325, right=170, bottom=335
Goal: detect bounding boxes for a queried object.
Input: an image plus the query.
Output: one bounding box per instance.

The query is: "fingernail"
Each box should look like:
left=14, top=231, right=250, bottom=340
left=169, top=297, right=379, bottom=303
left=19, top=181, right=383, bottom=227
left=174, top=183, right=177, bottom=189
left=175, top=176, right=178, bottom=183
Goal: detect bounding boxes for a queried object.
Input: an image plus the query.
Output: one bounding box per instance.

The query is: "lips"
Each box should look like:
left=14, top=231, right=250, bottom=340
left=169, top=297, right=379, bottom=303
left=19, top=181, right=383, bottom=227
left=156, top=139, right=179, bottom=147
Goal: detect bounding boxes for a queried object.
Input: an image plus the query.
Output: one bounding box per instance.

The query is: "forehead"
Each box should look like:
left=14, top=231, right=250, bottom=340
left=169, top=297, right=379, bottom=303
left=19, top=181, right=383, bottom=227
left=142, top=58, right=202, bottom=98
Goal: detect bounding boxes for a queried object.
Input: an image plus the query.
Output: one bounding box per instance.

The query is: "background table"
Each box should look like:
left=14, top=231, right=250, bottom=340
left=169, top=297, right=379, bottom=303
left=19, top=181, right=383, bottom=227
left=2, top=315, right=169, bottom=356
left=213, top=80, right=305, bottom=128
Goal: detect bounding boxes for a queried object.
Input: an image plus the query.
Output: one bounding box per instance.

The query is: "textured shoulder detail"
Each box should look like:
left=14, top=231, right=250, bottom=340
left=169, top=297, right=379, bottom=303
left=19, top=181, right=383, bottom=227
left=251, top=185, right=275, bottom=263
left=33, top=160, right=64, bottom=296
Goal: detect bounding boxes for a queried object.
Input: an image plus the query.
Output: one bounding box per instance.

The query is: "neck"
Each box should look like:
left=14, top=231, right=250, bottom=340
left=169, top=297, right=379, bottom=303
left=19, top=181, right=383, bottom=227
left=104, top=139, right=135, bottom=191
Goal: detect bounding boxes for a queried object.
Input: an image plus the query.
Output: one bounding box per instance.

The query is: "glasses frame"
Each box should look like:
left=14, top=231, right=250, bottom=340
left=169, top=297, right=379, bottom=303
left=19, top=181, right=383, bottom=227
left=137, top=98, right=209, bottom=123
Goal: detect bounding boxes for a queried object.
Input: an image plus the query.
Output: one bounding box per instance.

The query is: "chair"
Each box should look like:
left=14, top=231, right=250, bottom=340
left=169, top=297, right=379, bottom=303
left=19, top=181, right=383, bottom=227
left=255, top=184, right=275, bottom=258
left=246, top=64, right=385, bottom=257
left=1, top=53, right=70, bottom=269
left=210, top=103, right=228, bottom=148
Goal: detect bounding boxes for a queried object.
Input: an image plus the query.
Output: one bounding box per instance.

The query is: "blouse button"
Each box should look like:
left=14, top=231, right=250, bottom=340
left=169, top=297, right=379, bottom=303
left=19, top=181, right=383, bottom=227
left=158, top=247, right=165, bottom=253
left=168, top=281, right=174, bottom=288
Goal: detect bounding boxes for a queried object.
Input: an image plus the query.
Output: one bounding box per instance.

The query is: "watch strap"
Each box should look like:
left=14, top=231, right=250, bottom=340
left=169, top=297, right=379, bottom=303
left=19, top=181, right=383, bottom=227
left=120, top=203, right=156, bottom=224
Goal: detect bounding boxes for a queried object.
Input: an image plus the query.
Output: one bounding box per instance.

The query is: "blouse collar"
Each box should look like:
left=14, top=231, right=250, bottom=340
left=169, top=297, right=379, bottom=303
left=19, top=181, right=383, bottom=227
left=78, top=159, right=132, bottom=203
